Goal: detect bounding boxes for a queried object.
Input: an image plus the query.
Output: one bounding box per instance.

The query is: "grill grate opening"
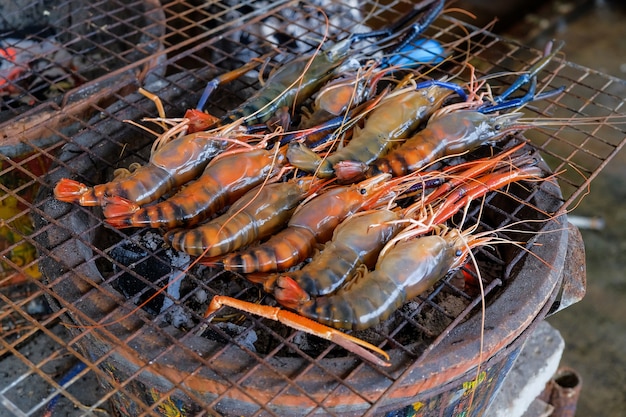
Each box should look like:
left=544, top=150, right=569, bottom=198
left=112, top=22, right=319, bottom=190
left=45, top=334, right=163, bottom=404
left=1, top=1, right=625, bottom=416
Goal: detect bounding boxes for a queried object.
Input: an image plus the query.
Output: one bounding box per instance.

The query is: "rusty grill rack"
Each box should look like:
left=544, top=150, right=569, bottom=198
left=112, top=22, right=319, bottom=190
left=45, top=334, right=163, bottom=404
left=0, top=0, right=165, bottom=148
left=0, top=1, right=625, bottom=416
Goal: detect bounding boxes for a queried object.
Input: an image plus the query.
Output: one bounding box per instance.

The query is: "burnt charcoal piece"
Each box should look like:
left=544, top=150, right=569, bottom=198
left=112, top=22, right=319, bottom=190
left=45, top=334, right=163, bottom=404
left=109, top=232, right=172, bottom=315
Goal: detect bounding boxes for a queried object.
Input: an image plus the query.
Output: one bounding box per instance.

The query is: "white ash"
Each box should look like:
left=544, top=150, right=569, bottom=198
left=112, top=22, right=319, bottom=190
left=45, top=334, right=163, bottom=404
left=193, top=288, right=208, bottom=304
left=166, top=248, right=190, bottom=269
left=160, top=250, right=191, bottom=314
left=26, top=297, right=49, bottom=315
left=131, top=230, right=161, bottom=251
left=217, top=322, right=258, bottom=353
left=165, top=304, right=194, bottom=329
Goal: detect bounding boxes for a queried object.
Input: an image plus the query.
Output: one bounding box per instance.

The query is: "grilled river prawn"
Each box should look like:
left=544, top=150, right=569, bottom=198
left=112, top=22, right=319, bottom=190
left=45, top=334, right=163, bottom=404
left=105, top=146, right=287, bottom=228
left=54, top=131, right=229, bottom=208
left=361, top=110, right=528, bottom=178
left=259, top=209, right=403, bottom=299
left=290, top=225, right=487, bottom=330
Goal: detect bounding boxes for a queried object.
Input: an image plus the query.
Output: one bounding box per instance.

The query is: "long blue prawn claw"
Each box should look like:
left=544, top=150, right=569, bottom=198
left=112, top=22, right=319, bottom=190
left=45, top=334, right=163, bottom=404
left=385, top=39, right=447, bottom=68
left=415, top=80, right=468, bottom=101
left=196, top=59, right=264, bottom=110
left=479, top=40, right=565, bottom=113
left=349, top=0, right=445, bottom=67
left=480, top=82, right=566, bottom=113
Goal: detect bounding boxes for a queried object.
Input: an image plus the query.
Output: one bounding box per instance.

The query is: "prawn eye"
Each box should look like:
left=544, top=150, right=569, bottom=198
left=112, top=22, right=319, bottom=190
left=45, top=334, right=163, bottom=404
left=359, top=187, right=367, bottom=195
left=494, top=124, right=502, bottom=131
left=455, top=249, right=463, bottom=257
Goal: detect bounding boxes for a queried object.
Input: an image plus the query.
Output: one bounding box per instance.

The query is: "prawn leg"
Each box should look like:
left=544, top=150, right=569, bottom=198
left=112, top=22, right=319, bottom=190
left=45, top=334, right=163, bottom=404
left=54, top=131, right=227, bottom=207
left=197, top=58, right=266, bottom=110
left=431, top=158, right=545, bottom=222
left=422, top=142, right=527, bottom=203
left=206, top=295, right=391, bottom=367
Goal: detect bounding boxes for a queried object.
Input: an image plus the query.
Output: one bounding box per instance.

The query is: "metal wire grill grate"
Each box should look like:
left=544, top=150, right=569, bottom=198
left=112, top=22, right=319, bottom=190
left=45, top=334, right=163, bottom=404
left=1, top=1, right=625, bottom=416
left=0, top=0, right=165, bottom=135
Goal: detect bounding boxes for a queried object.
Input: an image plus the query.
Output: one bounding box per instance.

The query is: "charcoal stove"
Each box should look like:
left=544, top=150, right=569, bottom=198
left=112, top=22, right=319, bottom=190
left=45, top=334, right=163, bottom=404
left=2, top=1, right=626, bottom=416
left=32, top=72, right=570, bottom=416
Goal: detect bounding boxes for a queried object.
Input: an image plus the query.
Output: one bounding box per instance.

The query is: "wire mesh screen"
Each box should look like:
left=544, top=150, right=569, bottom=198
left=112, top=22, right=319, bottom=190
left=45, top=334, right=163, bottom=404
left=0, top=0, right=165, bottom=135
left=1, top=0, right=625, bottom=416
